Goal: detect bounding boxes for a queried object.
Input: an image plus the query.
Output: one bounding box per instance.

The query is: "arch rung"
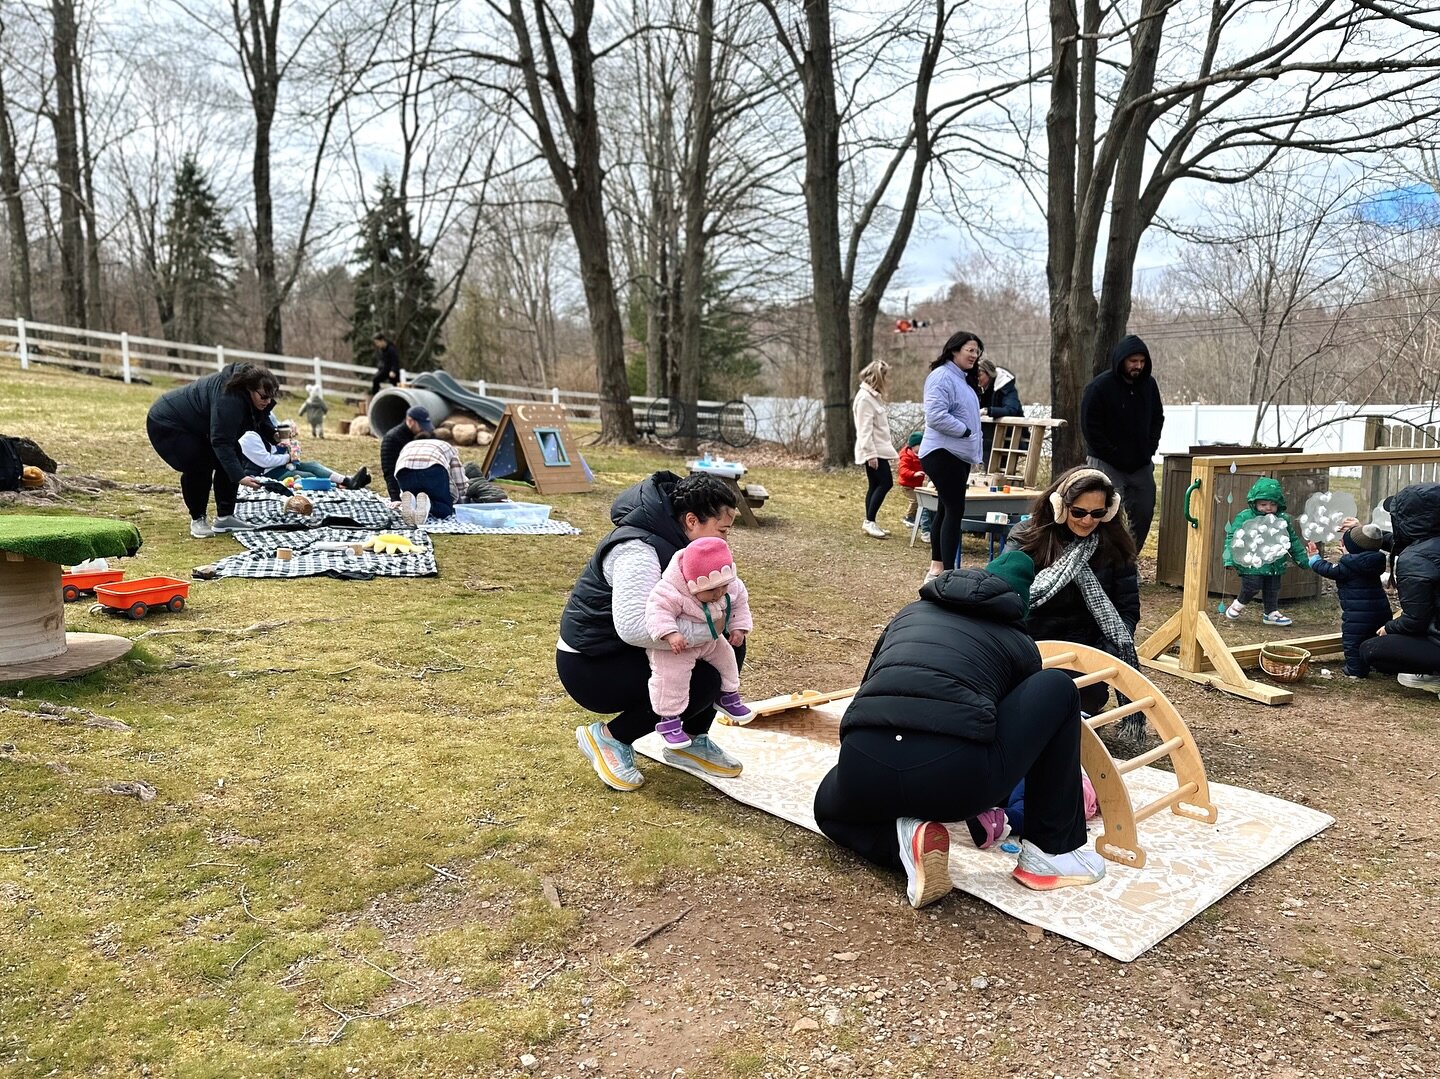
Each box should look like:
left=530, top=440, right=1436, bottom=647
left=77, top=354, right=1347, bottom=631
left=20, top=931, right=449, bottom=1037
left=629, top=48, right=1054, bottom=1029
left=1085, top=696, right=1155, bottom=729
left=1073, top=667, right=1120, bottom=688
left=1042, top=651, right=1078, bottom=669
left=1117, top=735, right=1185, bottom=775
left=1133, top=781, right=1200, bottom=824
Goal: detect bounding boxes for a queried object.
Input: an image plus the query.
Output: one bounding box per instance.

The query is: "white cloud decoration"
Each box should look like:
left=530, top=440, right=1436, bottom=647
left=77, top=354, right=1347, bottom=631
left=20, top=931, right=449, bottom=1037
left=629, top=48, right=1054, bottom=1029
left=1301, top=490, right=1358, bottom=544
left=1231, top=513, right=1297, bottom=567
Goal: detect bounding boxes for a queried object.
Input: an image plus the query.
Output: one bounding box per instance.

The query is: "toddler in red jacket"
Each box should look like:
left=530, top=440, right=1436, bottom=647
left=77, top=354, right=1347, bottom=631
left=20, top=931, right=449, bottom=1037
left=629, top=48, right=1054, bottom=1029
left=897, top=432, right=933, bottom=538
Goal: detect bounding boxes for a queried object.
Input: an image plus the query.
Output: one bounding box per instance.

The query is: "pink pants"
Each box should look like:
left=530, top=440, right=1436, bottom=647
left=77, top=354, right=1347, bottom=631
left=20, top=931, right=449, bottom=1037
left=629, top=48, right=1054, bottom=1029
left=648, top=638, right=740, bottom=717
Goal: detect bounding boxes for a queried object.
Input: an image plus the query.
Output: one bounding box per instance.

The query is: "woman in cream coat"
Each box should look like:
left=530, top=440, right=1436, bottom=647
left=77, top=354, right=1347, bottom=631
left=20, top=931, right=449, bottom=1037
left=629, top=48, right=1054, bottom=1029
left=853, top=360, right=898, bottom=538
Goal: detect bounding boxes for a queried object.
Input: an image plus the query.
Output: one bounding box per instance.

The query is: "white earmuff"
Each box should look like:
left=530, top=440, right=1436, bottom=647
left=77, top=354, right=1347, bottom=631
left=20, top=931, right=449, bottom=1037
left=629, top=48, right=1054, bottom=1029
left=1052, top=468, right=1122, bottom=523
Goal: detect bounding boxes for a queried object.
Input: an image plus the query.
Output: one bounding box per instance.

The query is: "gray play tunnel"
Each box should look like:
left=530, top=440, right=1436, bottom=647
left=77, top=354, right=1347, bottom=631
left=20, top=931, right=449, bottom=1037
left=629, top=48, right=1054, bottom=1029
left=367, top=386, right=449, bottom=435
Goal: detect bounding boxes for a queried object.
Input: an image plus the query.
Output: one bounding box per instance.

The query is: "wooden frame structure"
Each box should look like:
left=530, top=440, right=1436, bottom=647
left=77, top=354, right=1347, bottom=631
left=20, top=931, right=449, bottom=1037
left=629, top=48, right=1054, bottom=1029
left=1138, top=447, right=1440, bottom=705
left=1039, top=641, right=1216, bottom=869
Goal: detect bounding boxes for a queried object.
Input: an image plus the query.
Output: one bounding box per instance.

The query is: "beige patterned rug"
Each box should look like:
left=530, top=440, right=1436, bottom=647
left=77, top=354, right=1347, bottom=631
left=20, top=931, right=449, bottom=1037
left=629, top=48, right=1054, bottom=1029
left=637, top=700, right=1332, bottom=962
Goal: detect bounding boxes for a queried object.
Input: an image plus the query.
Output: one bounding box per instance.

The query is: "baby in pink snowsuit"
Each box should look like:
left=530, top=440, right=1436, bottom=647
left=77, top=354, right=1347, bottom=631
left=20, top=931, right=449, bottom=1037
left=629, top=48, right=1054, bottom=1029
left=645, top=536, right=756, bottom=747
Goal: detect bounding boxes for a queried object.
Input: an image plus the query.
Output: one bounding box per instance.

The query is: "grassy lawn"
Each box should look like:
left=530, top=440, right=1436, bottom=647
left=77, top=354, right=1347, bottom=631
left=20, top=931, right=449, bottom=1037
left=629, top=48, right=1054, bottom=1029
left=4, top=359, right=1439, bottom=1078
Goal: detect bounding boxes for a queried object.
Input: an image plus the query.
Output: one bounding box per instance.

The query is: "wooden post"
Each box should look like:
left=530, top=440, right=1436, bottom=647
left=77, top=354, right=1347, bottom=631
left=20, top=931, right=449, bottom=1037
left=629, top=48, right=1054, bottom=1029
left=216, top=344, right=225, bottom=372
left=312, top=356, right=323, bottom=393
left=1362, top=416, right=1383, bottom=513
left=120, top=332, right=132, bottom=383
left=1178, top=456, right=1215, bottom=672
left=16, top=317, right=28, bottom=369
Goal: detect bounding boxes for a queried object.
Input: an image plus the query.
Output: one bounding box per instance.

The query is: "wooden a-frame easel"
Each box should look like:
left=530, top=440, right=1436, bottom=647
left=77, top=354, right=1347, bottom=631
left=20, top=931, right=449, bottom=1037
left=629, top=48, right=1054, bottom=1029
left=1137, top=447, right=1440, bottom=705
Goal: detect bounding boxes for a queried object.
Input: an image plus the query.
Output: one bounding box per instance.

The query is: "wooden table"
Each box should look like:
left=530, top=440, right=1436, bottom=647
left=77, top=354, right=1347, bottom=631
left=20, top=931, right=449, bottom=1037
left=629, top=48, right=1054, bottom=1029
left=690, top=471, right=767, bottom=527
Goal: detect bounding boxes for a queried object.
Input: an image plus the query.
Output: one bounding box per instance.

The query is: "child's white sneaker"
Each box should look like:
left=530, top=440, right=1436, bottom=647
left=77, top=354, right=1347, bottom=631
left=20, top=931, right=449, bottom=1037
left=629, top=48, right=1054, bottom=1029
left=1224, top=600, right=1246, bottom=620
left=1262, top=610, right=1293, bottom=627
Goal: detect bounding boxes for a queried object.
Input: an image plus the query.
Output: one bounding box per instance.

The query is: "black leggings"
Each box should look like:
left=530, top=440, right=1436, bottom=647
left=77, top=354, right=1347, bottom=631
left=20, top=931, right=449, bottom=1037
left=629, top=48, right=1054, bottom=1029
left=863, top=459, right=893, bottom=522
left=146, top=416, right=239, bottom=519
left=813, top=668, right=1086, bottom=872
left=1359, top=632, right=1440, bottom=676
left=922, top=449, right=971, bottom=568
left=556, top=640, right=747, bottom=745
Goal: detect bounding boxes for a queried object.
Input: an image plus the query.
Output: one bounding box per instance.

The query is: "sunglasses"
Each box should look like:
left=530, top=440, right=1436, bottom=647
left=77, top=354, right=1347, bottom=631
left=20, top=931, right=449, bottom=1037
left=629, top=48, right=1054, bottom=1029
left=255, top=389, right=276, bottom=403
left=1068, top=506, right=1108, bottom=520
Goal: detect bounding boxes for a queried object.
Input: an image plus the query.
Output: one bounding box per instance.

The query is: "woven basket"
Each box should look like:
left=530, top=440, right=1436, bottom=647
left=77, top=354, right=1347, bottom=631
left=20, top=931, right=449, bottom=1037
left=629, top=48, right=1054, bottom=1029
left=1259, top=643, right=1311, bottom=682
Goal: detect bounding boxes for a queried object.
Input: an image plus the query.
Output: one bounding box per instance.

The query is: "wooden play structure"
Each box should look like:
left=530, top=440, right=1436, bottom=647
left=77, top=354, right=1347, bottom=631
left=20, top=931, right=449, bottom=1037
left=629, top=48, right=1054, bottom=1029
left=1038, top=641, right=1217, bottom=870
left=982, top=415, right=1067, bottom=489
left=1138, top=447, right=1440, bottom=705
left=718, top=685, right=859, bottom=725
left=480, top=403, right=593, bottom=495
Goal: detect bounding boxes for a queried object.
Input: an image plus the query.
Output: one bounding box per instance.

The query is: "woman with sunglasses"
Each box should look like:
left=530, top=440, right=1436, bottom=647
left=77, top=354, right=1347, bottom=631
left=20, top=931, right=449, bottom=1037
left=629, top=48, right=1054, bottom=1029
left=1002, top=466, right=1140, bottom=718
left=146, top=363, right=278, bottom=537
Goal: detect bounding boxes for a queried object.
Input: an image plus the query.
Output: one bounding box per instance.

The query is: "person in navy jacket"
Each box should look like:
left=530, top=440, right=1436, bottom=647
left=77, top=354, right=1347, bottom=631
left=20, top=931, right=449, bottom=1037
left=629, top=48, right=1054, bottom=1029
left=1306, top=526, right=1391, bottom=678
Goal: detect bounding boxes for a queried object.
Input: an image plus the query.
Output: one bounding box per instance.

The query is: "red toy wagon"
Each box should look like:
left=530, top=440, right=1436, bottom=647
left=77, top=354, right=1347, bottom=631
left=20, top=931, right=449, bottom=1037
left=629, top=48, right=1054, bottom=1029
left=94, top=576, right=190, bottom=619
left=60, top=567, right=125, bottom=602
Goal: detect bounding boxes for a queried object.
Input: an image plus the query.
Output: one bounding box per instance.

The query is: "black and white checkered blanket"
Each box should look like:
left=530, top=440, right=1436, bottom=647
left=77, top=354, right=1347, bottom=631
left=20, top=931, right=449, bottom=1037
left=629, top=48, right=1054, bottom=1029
left=234, top=487, right=402, bottom=530
left=198, top=527, right=437, bottom=580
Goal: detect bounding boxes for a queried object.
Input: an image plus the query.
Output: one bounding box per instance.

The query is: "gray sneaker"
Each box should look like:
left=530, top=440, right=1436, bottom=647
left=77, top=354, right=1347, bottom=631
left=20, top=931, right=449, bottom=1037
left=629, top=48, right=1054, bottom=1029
left=211, top=514, right=255, bottom=532
left=1398, top=673, right=1440, bottom=694
left=575, top=722, right=643, bottom=791
left=189, top=517, right=214, bottom=539
left=662, top=733, right=742, bottom=777
left=1012, top=839, right=1105, bottom=890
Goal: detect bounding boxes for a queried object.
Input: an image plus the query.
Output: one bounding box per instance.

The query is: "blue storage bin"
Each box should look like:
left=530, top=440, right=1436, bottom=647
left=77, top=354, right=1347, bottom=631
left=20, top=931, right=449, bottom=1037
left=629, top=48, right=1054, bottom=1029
left=298, top=477, right=335, bottom=491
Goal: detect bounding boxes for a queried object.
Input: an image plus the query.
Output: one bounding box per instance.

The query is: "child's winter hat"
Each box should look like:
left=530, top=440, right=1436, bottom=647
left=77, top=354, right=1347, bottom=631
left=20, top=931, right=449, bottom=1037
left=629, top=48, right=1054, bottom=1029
left=985, top=549, right=1035, bottom=613
left=680, top=536, right=737, bottom=594
left=906, top=431, right=923, bottom=448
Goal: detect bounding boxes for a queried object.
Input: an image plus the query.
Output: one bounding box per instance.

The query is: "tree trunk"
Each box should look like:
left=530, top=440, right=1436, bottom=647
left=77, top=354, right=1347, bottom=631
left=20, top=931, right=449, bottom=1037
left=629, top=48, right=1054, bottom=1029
left=49, top=0, right=85, bottom=327
left=0, top=69, right=33, bottom=321
left=676, top=0, right=715, bottom=453
left=1046, top=0, right=1083, bottom=469
left=798, top=0, right=851, bottom=468
left=77, top=56, right=102, bottom=331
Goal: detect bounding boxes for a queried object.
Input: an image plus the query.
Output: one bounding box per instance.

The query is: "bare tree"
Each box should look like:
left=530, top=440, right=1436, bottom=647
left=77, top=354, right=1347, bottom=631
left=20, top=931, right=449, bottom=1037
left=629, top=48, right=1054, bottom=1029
left=0, top=20, right=33, bottom=320
left=1044, top=0, right=1440, bottom=469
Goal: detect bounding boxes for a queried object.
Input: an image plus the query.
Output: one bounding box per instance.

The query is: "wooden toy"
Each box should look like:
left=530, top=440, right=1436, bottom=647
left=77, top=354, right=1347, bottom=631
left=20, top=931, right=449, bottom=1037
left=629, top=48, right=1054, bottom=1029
left=95, top=576, right=190, bottom=620
left=717, top=686, right=859, bottom=725
left=60, top=567, right=125, bottom=602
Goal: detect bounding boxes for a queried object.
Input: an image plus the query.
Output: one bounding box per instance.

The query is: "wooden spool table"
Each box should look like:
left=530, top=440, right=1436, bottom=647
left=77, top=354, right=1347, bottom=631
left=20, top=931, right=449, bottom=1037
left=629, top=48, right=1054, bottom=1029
left=0, top=516, right=143, bottom=683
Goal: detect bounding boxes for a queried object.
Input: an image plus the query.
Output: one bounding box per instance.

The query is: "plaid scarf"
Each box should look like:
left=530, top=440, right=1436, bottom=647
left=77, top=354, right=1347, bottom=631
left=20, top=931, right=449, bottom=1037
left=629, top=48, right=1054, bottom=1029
left=1028, top=532, right=1139, bottom=670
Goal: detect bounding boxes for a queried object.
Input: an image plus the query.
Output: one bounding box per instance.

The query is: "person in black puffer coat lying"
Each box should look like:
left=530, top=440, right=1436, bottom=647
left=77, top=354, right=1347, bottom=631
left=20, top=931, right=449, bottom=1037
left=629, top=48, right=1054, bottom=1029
left=812, top=552, right=1103, bottom=909
left=1305, top=525, right=1390, bottom=678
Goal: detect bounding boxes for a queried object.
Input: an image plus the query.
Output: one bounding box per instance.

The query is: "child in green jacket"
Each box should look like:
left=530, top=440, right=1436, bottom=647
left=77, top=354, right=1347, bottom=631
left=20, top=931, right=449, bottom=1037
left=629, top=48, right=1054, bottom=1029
left=1223, top=476, right=1309, bottom=627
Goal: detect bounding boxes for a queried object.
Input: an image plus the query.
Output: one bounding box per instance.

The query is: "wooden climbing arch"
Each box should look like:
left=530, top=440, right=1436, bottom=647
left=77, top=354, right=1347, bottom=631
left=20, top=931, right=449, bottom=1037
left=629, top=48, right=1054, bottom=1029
left=1039, top=640, right=1218, bottom=870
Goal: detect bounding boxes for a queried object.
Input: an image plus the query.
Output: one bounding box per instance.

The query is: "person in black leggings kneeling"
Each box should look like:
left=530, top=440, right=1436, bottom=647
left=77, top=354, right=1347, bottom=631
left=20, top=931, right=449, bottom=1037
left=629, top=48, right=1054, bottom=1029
left=558, top=471, right=746, bottom=791
left=813, top=551, right=1104, bottom=908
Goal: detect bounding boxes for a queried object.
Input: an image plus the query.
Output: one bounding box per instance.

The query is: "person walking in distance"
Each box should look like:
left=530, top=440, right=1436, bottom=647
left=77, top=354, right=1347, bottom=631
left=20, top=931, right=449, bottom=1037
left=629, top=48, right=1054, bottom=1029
left=1080, top=334, right=1164, bottom=553
left=369, top=331, right=402, bottom=396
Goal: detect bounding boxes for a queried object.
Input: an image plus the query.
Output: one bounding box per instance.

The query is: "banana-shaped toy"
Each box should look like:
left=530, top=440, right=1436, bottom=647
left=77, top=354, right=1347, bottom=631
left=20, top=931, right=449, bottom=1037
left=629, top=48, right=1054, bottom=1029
left=363, top=533, right=420, bottom=556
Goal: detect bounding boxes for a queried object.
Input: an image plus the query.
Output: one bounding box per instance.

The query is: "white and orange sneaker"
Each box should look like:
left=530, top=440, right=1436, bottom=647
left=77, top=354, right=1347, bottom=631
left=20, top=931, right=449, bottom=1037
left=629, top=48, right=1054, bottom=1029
left=897, top=817, right=951, bottom=909
left=1012, top=839, right=1105, bottom=891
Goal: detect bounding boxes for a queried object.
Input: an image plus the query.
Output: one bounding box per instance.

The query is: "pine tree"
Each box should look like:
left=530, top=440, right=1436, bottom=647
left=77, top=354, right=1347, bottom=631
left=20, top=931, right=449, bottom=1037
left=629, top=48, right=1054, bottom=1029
left=348, top=175, right=444, bottom=369
left=157, top=154, right=235, bottom=343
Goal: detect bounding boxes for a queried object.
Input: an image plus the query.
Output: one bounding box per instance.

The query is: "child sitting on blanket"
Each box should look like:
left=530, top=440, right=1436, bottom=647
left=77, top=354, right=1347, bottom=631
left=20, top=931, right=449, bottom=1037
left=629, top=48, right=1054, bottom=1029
left=645, top=536, right=756, bottom=746
left=239, top=428, right=370, bottom=490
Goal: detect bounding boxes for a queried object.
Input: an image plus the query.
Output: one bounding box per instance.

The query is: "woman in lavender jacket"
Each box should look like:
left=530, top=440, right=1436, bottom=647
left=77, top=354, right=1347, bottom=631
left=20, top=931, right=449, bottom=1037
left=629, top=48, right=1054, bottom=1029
left=920, top=332, right=985, bottom=578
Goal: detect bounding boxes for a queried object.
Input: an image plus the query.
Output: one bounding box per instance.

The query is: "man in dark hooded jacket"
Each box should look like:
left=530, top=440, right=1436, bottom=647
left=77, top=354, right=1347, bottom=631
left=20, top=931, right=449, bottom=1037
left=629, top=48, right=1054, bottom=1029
left=812, top=551, right=1103, bottom=910
left=1355, top=483, right=1440, bottom=690
left=1080, top=334, right=1164, bottom=551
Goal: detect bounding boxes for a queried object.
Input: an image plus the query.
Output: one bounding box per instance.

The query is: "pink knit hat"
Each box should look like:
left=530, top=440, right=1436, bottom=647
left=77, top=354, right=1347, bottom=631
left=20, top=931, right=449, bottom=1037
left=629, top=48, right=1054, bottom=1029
left=680, top=536, right=737, bottom=594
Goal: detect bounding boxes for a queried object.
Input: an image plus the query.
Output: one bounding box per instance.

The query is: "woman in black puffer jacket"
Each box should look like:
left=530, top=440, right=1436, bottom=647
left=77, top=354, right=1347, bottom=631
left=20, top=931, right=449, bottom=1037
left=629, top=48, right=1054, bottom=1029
left=813, top=554, right=1102, bottom=909
left=1355, top=483, right=1440, bottom=685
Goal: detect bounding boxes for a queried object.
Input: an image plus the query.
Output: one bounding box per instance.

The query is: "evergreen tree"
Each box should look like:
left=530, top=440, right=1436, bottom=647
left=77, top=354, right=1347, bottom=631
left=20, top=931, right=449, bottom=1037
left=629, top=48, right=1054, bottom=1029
left=157, top=154, right=235, bottom=343
left=348, top=174, right=444, bottom=369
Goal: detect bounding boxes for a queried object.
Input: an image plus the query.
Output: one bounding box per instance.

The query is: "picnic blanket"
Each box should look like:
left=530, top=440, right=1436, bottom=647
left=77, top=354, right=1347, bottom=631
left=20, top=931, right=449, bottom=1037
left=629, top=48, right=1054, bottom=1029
left=234, top=487, right=400, bottom=530
left=196, top=527, right=437, bottom=580
left=637, top=700, right=1332, bottom=962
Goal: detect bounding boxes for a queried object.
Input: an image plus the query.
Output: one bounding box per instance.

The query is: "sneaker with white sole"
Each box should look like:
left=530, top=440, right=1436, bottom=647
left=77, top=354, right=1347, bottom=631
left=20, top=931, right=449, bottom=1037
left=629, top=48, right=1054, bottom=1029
left=189, top=517, right=214, bottom=539
left=716, top=691, right=754, bottom=723
left=1012, top=839, right=1106, bottom=890
left=923, top=569, right=941, bottom=585
left=862, top=520, right=888, bottom=539
left=662, top=733, right=742, bottom=777
left=1262, top=611, right=1293, bottom=627
left=211, top=514, right=255, bottom=532
left=575, top=722, right=643, bottom=791
left=897, top=817, right=952, bottom=908
left=1398, top=673, right=1440, bottom=694
left=414, top=491, right=431, bottom=525
left=1224, top=600, right=1245, bottom=620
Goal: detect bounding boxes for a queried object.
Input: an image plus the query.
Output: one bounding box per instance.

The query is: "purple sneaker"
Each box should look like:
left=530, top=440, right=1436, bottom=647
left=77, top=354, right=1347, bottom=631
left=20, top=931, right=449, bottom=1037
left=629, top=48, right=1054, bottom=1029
left=716, top=691, right=755, bottom=724
left=655, top=716, right=691, bottom=748
left=966, top=807, right=1011, bottom=850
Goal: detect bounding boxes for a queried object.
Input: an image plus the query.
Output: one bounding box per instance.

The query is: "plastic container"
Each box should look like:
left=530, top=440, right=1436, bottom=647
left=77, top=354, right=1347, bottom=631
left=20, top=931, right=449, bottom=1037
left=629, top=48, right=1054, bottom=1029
left=60, top=568, right=125, bottom=602
left=298, top=477, right=335, bottom=491
left=452, top=501, right=553, bottom=529
left=687, top=458, right=745, bottom=479
left=95, top=576, right=190, bottom=619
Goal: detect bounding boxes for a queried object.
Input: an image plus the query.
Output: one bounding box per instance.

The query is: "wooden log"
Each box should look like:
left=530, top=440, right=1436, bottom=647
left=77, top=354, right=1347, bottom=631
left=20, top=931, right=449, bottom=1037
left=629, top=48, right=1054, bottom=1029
left=0, top=556, right=66, bottom=663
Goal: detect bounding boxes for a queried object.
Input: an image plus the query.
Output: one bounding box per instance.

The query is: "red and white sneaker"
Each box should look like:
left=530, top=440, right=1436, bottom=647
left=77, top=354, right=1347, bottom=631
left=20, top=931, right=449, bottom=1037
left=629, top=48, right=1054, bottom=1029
left=1012, top=840, right=1105, bottom=891
left=896, top=817, right=951, bottom=909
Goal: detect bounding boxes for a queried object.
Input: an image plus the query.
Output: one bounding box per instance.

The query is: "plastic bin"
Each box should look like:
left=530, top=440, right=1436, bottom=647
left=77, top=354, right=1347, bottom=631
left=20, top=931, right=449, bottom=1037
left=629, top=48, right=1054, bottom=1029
left=453, top=501, right=553, bottom=528
left=298, top=477, right=335, bottom=491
